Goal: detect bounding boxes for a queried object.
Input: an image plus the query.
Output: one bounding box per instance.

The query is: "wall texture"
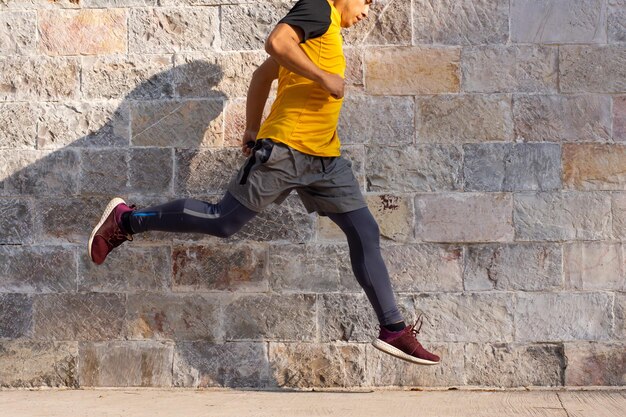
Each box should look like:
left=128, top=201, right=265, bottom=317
left=0, top=0, right=625, bottom=389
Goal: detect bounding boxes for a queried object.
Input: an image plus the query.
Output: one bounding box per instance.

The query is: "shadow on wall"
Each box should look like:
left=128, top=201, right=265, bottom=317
left=0, top=61, right=320, bottom=389
left=0, top=60, right=314, bottom=247
left=1, top=61, right=228, bottom=244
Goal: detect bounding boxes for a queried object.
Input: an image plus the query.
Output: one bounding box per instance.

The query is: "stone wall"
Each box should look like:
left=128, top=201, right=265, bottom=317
left=0, top=0, right=625, bottom=389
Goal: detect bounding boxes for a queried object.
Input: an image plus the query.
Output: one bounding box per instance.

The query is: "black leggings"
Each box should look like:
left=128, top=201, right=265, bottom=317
left=129, top=192, right=404, bottom=326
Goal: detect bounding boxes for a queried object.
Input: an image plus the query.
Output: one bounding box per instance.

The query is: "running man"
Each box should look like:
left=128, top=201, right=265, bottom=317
left=88, top=0, right=441, bottom=366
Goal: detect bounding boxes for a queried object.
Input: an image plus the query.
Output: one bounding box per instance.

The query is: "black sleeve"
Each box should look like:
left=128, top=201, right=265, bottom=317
left=278, top=0, right=332, bottom=43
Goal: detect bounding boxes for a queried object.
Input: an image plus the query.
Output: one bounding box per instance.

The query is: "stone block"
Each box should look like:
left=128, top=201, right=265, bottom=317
left=129, top=7, right=218, bottom=53
left=267, top=243, right=360, bottom=293
left=337, top=96, right=414, bottom=145
left=614, top=192, right=626, bottom=238
left=413, top=0, right=508, bottom=45
left=0, top=294, right=32, bottom=338
left=511, top=0, right=607, bottom=44
left=0, top=56, right=79, bottom=101
left=366, top=342, right=464, bottom=387
left=465, top=343, right=565, bottom=387
left=37, top=101, right=130, bottom=149
left=564, top=342, right=626, bottom=386
left=463, top=143, right=562, bottom=192
left=0, top=103, right=37, bottom=149
left=615, top=95, right=626, bottom=142
left=221, top=2, right=293, bottom=51
left=319, top=293, right=413, bottom=343
left=417, top=94, right=512, bottom=143
left=415, top=193, right=514, bottom=243
left=36, top=196, right=111, bottom=244
left=343, top=0, right=411, bottom=46
left=269, top=342, right=367, bottom=388
left=464, top=243, right=562, bottom=291
left=82, top=55, right=173, bottom=100
left=1, top=149, right=79, bottom=196
left=224, top=97, right=274, bottom=147
left=84, top=0, right=157, bottom=7
left=129, top=148, right=173, bottom=194
left=564, top=242, right=625, bottom=291
left=1, top=0, right=81, bottom=7
left=513, top=94, right=611, bottom=142
left=124, top=293, right=220, bottom=341
left=173, top=52, right=266, bottom=99
left=173, top=341, right=270, bottom=388
left=131, top=99, right=223, bottom=148
left=0, top=340, right=78, bottom=388
left=39, top=9, right=127, bottom=55
left=78, top=247, right=170, bottom=292
left=563, top=144, right=626, bottom=190
left=515, top=292, right=612, bottom=342
left=560, top=45, right=626, bottom=93
left=364, top=46, right=460, bottom=95
left=513, top=192, right=612, bottom=241
left=414, top=293, right=515, bottom=343
left=344, top=47, right=364, bottom=85
left=382, top=244, right=464, bottom=292
left=0, top=198, right=33, bottom=244
left=461, top=45, right=558, bottom=93
left=0, top=11, right=36, bottom=55
left=33, top=293, right=126, bottom=341
left=615, top=293, right=626, bottom=339
left=0, top=246, right=76, bottom=293
left=175, top=148, right=241, bottom=195
left=370, top=194, right=412, bottom=242
left=79, top=149, right=128, bottom=195
left=223, top=293, right=316, bottom=341
left=608, top=3, right=626, bottom=43
left=172, top=243, right=268, bottom=292
left=79, top=340, right=173, bottom=387
left=366, top=145, right=463, bottom=192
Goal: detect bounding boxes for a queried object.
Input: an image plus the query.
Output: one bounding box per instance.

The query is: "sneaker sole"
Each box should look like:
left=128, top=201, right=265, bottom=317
left=88, top=197, right=126, bottom=264
left=372, top=338, right=440, bottom=366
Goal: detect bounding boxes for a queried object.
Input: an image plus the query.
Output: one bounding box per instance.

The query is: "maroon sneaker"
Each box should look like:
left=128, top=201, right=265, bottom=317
left=372, top=313, right=441, bottom=365
left=88, top=197, right=136, bottom=265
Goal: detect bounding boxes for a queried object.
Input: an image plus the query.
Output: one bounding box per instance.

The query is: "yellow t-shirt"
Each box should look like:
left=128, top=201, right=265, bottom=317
left=257, top=0, right=345, bottom=157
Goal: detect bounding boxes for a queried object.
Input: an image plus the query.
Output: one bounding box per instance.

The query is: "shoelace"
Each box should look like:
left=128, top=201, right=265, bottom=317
left=107, top=227, right=133, bottom=246
left=410, top=313, right=425, bottom=338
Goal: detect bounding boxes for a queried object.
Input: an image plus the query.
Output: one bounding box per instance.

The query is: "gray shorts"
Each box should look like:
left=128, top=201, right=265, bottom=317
left=226, top=138, right=367, bottom=215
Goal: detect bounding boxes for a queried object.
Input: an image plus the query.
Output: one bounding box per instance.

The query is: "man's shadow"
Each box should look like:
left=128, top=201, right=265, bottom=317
left=0, top=61, right=321, bottom=389
left=0, top=61, right=315, bottom=247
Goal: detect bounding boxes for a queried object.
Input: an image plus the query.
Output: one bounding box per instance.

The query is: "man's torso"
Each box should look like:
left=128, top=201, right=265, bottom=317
left=257, top=0, right=346, bottom=157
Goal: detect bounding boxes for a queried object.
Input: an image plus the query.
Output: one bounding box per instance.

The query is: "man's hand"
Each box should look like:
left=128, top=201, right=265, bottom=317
left=241, top=129, right=257, bottom=157
left=320, top=72, right=345, bottom=99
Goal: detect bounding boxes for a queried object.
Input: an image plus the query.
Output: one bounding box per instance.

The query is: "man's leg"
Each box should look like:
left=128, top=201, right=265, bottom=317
left=326, top=206, right=405, bottom=328
left=89, top=191, right=258, bottom=265
left=327, top=206, right=441, bottom=365
left=127, top=191, right=258, bottom=238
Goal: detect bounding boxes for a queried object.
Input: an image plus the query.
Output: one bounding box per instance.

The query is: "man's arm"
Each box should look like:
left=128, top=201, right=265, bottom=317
left=241, top=57, right=279, bottom=156
left=265, top=23, right=344, bottom=99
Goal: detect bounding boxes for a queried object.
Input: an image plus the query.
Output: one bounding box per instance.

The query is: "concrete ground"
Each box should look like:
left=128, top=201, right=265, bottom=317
left=1, top=388, right=626, bottom=417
